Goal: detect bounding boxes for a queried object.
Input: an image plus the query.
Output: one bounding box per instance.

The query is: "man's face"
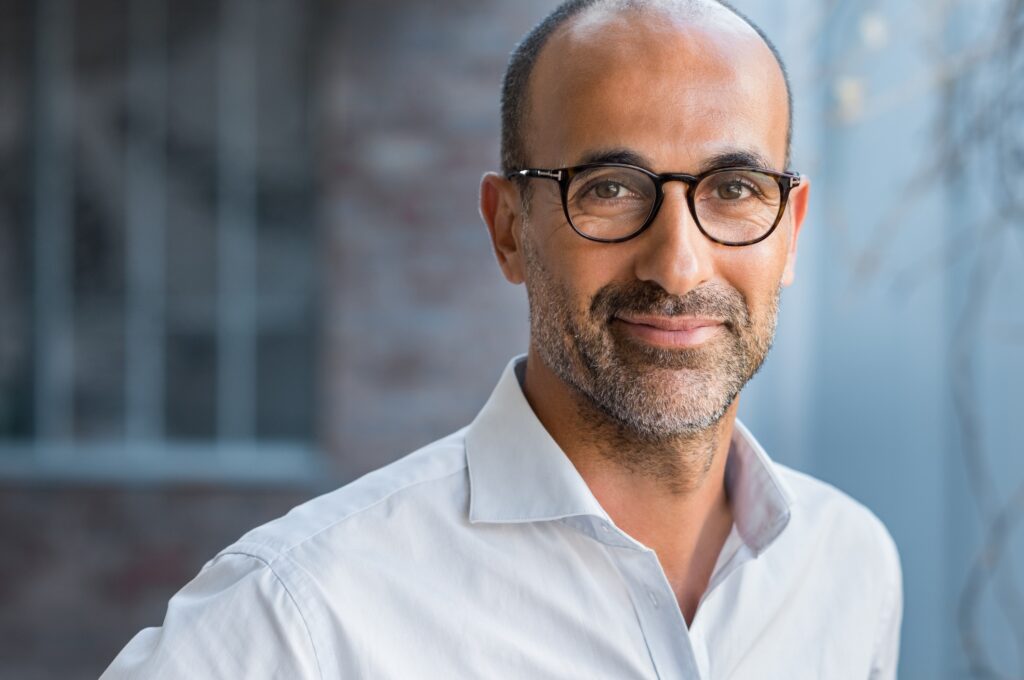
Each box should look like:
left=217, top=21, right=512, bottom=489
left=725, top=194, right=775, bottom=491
left=497, top=8, right=809, bottom=440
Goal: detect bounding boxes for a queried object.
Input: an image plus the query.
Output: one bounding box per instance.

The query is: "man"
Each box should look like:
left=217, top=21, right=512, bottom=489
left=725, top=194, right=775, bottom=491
left=104, top=1, right=902, bottom=678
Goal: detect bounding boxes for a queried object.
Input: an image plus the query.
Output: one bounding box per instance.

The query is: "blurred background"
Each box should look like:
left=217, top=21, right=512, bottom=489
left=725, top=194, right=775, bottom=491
left=0, top=0, right=1021, bottom=677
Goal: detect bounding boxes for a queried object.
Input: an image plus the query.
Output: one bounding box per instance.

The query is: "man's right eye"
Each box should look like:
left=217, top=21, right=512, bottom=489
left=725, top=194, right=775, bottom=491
left=593, top=181, right=626, bottom=199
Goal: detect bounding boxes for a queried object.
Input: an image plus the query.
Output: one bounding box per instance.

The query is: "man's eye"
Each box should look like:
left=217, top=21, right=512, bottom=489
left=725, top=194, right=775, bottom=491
left=716, top=181, right=754, bottom=200
left=593, top=181, right=627, bottom=199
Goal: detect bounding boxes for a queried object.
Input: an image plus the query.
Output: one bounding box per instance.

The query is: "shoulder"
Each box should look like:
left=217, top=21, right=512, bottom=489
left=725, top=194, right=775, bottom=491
left=775, top=462, right=901, bottom=580
left=772, top=464, right=904, bottom=672
left=224, top=427, right=470, bottom=566
left=102, top=430, right=471, bottom=678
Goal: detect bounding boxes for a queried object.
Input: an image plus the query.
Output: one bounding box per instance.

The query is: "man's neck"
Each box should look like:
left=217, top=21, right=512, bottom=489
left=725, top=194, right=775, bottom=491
left=521, top=348, right=737, bottom=625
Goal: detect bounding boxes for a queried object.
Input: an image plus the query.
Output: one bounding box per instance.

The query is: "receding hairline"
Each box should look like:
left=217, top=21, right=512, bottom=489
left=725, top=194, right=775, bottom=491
left=500, top=0, right=794, bottom=175
left=557, top=0, right=721, bottom=38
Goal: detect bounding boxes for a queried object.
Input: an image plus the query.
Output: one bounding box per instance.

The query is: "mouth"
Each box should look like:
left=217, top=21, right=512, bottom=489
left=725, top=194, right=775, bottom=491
left=612, top=313, right=726, bottom=349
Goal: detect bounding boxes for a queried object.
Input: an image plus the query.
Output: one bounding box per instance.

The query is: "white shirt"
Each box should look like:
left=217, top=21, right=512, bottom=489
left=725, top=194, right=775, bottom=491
left=103, top=355, right=902, bottom=679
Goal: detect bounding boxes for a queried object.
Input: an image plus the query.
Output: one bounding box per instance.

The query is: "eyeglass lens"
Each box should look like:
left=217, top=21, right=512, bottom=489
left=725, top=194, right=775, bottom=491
left=566, top=166, right=783, bottom=244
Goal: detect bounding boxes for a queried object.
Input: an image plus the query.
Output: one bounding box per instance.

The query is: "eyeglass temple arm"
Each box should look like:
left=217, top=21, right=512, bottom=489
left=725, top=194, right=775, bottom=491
left=506, top=169, right=564, bottom=181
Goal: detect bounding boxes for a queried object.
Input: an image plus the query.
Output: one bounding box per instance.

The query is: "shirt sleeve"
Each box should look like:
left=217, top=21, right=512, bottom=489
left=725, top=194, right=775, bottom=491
left=100, top=551, right=321, bottom=680
left=868, top=529, right=904, bottom=680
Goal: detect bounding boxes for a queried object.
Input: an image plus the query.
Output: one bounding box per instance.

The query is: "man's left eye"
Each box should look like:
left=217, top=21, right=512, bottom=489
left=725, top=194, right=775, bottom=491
left=716, top=181, right=752, bottom=200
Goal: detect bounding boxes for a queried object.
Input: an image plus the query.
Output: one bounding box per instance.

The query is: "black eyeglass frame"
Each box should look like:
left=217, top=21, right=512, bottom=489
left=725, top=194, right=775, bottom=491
left=506, top=162, right=803, bottom=246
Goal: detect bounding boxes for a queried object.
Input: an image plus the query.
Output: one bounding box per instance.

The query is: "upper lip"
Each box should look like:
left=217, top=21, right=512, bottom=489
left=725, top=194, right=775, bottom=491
left=614, top=313, right=725, bottom=332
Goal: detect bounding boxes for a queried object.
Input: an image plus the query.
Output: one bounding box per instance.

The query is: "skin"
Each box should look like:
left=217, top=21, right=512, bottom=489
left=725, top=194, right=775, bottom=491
left=479, top=3, right=810, bottom=625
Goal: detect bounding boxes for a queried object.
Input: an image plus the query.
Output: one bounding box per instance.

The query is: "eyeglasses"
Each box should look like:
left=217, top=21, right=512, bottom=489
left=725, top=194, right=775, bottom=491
left=507, top=162, right=802, bottom=246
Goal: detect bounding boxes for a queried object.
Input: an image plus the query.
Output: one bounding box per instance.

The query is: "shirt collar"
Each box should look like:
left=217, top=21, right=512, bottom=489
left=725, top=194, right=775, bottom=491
left=465, top=355, right=794, bottom=554
left=466, top=355, right=609, bottom=524
left=726, top=419, right=794, bottom=555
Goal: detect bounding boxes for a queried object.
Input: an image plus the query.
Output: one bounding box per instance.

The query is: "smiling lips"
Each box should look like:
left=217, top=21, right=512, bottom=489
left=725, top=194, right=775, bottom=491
left=613, top=313, right=725, bottom=348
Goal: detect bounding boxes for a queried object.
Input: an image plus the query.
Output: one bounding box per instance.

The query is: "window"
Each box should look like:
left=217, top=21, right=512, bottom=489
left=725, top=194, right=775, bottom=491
left=0, top=0, right=322, bottom=483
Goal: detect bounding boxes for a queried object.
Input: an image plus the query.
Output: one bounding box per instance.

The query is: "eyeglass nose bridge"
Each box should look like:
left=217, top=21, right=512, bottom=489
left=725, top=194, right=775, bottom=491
left=645, top=172, right=705, bottom=234
left=658, top=172, right=702, bottom=187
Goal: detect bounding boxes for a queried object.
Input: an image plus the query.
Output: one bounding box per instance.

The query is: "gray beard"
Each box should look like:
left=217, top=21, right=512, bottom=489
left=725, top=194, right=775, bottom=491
left=521, top=222, right=780, bottom=489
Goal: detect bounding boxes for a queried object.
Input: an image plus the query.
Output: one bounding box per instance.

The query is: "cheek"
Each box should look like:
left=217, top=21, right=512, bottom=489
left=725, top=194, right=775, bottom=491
left=569, top=253, right=645, bottom=320
left=525, top=243, right=593, bottom=324
left=549, top=261, right=604, bottom=319
left=716, top=244, right=789, bottom=313
left=537, top=229, right=630, bottom=310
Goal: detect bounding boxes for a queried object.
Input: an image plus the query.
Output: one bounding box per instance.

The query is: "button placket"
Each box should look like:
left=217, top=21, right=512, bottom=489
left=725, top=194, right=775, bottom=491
left=614, top=548, right=701, bottom=680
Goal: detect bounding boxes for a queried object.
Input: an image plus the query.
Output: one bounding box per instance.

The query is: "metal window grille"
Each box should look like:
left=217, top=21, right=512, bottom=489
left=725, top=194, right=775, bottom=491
left=0, top=0, right=321, bottom=484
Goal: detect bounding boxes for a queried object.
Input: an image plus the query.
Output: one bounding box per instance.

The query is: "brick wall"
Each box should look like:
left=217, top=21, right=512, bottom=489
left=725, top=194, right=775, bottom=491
left=0, top=1, right=555, bottom=677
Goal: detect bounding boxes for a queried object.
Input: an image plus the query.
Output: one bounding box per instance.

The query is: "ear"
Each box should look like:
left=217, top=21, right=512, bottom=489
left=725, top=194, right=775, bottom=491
left=479, top=172, right=526, bottom=284
left=781, top=175, right=810, bottom=287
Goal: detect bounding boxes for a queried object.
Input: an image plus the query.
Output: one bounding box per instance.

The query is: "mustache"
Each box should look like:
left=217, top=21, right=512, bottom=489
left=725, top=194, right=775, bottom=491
left=590, top=281, right=750, bottom=331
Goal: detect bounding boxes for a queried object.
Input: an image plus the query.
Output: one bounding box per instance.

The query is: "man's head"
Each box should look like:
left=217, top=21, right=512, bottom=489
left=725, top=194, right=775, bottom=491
left=479, top=0, right=810, bottom=443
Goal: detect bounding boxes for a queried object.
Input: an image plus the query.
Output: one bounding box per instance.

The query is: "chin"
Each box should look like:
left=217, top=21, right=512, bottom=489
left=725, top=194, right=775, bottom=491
left=593, top=369, right=740, bottom=438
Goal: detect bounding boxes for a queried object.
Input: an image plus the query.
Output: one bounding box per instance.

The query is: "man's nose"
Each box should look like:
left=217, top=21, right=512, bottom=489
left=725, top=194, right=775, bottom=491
left=631, top=182, right=715, bottom=296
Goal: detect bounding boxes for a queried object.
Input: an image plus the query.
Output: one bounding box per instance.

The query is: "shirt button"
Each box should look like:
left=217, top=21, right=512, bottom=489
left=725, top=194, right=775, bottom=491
left=648, top=590, right=659, bottom=608
left=601, top=522, right=611, bottom=532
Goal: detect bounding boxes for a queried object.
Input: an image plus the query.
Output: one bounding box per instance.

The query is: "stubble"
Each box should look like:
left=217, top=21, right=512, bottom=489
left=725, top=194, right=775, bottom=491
left=521, top=219, right=780, bottom=491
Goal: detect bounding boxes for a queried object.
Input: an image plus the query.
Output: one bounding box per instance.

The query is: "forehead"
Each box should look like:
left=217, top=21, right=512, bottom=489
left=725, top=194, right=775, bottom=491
left=526, top=6, right=788, bottom=171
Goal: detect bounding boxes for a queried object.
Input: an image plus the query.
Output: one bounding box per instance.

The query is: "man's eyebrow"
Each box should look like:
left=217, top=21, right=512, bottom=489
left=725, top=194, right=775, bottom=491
left=573, top=148, right=778, bottom=173
left=698, top=150, right=774, bottom=173
left=575, top=148, right=653, bottom=168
